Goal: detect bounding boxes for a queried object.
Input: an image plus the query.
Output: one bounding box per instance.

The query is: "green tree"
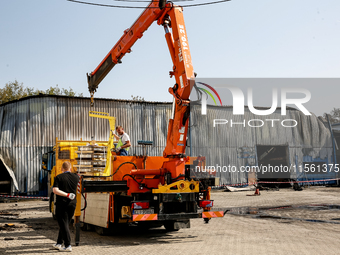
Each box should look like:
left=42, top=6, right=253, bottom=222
left=131, top=95, right=145, bottom=102
left=323, top=108, right=340, bottom=124
left=0, top=80, right=83, bottom=104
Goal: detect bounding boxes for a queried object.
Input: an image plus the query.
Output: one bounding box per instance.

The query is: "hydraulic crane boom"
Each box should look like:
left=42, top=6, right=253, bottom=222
left=87, top=0, right=195, bottom=161
left=87, top=0, right=166, bottom=94
left=53, top=2, right=224, bottom=240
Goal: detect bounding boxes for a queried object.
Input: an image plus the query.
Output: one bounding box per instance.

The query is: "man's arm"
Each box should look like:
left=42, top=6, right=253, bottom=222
left=53, top=187, right=68, bottom=197
left=53, top=187, right=76, bottom=200
left=121, top=140, right=131, bottom=149
left=113, top=133, right=120, bottom=141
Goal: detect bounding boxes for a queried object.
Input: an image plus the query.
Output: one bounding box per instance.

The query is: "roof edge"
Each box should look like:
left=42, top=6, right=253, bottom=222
left=0, top=94, right=172, bottom=107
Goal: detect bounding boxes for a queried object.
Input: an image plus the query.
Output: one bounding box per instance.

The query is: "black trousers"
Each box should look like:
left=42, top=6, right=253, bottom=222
left=56, top=202, right=76, bottom=247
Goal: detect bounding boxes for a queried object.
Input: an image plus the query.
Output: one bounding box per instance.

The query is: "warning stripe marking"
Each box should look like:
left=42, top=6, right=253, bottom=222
left=133, top=214, right=158, bottom=221
left=77, top=174, right=81, bottom=194
left=77, top=181, right=81, bottom=194
left=213, top=178, right=340, bottom=188
left=202, top=211, right=224, bottom=218
left=0, top=195, right=49, bottom=199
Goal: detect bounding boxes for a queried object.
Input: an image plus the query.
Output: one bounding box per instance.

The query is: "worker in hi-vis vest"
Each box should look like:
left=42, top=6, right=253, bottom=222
left=113, top=126, right=131, bottom=156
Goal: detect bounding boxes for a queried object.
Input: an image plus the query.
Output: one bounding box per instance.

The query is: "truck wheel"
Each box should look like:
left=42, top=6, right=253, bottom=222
left=137, top=221, right=162, bottom=230
left=163, top=221, right=179, bottom=232
left=81, top=223, right=93, bottom=231
left=81, top=223, right=87, bottom=231
left=95, top=226, right=110, bottom=236
left=137, top=222, right=153, bottom=230
left=52, top=211, right=57, bottom=220
left=49, top=193, right=57, bottom=220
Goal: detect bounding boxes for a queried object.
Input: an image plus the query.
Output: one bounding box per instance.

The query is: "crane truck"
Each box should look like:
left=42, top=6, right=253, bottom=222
left=46, top=0, right=224, bottom=245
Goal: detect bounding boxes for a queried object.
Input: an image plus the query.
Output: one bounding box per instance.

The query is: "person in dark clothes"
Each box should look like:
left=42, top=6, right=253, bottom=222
left=52, top=161, right=79, bottom=252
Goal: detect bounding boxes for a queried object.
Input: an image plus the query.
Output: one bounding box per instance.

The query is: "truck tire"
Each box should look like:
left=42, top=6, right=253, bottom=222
left=94, top=226, right=110, bottom=236
left=52, top=211, right=57, bottom=220
left=163, top=221, right=179, bottom=232
left=137, top=221, right=163, bottom=230
left=49, top=193, right=57, bottom=220
left=81, top=223, right=94, bottom=231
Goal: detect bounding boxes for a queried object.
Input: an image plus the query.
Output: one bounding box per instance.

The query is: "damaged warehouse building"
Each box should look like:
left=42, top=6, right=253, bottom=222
left=0, top=95, right=338, bottom=195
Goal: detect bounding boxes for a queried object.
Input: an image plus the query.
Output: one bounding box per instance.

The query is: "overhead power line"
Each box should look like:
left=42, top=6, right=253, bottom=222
left=113, top=0, right=195, bottom=2
left=66, top=0, right=231, bottom=8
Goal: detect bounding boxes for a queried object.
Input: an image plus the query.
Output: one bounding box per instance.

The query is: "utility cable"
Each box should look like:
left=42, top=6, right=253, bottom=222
left=67, top=0, right=230, bottom=8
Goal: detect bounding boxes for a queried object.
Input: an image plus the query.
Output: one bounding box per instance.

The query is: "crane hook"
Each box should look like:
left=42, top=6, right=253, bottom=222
left=90, top=92, right=94, bottom=107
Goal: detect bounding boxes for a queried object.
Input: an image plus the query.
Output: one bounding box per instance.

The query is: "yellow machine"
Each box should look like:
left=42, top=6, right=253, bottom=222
left=46, top=111, right=221, bottom=245
left=48, top=111, right=117, bottom=237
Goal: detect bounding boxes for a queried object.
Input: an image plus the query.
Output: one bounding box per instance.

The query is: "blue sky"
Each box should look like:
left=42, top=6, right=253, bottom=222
left=1, top=0, right=339, bottom=115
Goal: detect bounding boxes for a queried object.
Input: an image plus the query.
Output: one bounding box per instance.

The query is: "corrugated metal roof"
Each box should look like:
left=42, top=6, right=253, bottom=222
left=0, top=94, right=171, bottom=107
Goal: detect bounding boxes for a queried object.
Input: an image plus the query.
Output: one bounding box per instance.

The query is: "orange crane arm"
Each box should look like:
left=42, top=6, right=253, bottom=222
left=161, top=6, right=195, bottom=157
left=87, top=0, right=166, bottom=94
left=87, top=0, right=195, bottom=158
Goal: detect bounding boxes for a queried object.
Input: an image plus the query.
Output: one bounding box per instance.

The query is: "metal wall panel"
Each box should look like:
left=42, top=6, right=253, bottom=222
left=189, top=105, right=334, bottom=184
left=0, top=95, right=335, bottom=194
left=0, top=96, right=172, bottom=194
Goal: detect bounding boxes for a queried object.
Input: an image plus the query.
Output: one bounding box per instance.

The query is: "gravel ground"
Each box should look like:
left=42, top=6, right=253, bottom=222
left=1, top=186, right=340, bottom=255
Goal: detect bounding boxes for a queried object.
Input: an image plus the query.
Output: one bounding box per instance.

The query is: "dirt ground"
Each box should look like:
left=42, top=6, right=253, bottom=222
left=1, top=186, right=340, bottom=255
